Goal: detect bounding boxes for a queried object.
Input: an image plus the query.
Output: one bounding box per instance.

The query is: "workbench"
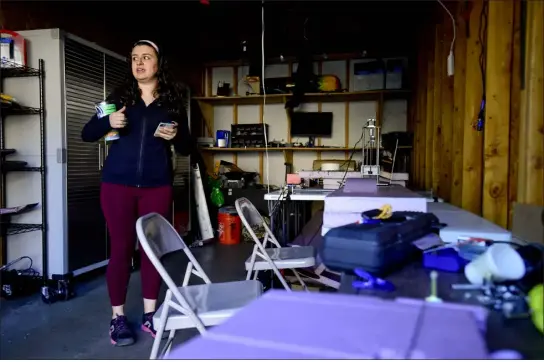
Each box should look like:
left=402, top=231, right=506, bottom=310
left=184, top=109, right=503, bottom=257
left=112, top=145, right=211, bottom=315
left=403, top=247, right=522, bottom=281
left=165, top=264, right=544, bottom=359
left=264, top=187, right=512, bottom=245
left=166, top=288, right=491, bottom=359
left=339, top=265, right=544, bottom=359
left=264, top=189, right=328, bottom=244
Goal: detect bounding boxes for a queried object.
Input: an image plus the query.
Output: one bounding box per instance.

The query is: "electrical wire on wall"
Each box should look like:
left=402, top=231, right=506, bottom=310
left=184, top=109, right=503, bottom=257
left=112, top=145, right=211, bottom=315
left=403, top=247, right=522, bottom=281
left=474, top=0, right=489, bottom=131
left=261, top=0, right=270, bottom=193
left=437, top=0, right=457, bottom=76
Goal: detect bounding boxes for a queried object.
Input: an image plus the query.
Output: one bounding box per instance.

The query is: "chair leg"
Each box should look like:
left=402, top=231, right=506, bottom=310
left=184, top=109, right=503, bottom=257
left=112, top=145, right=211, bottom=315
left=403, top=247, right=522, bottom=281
left=315, top=263, right=326, bottom=275
left=269, top=266, right=291, bottom=291
left=162, top=330, right=177, bottom=358
left=150, top=308, right=169, bottom=360
left=246, top=246, right=258, bottom=280
left=291, top=269, right=309, bottom=292
left=150, top=332, right=162, bottom=360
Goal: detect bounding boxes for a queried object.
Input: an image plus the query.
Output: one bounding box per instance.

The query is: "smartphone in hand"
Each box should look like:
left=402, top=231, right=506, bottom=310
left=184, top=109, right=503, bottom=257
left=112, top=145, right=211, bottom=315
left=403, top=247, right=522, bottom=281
left=154, top=122, right=175, bottom=137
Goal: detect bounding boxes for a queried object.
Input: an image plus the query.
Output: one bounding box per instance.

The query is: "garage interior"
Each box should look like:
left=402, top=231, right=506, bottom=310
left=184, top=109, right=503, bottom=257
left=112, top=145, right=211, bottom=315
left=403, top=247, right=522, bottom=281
left=1, top=0, right=543, bottom=360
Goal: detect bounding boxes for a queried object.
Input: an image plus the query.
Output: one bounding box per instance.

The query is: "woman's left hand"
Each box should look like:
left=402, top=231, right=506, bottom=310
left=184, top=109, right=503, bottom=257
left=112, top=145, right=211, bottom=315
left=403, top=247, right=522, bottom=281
left=157, top=122, right=178, bottom=141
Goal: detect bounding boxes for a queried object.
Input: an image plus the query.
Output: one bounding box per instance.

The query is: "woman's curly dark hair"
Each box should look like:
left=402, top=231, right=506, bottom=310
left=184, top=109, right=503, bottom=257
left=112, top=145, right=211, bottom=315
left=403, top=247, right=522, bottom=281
left=112, top=40, right=188, bottom=118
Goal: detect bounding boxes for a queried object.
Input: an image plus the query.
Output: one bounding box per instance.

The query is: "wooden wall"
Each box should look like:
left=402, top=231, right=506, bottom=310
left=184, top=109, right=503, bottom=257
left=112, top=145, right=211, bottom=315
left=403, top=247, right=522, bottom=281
left=411, top=0, right=543, bottom=230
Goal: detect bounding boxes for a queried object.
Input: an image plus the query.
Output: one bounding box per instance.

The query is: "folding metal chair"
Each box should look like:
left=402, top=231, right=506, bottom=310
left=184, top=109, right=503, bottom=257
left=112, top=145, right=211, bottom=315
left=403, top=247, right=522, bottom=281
left=136, top=213, right=263, bottom=359
left=235, top=197, right=316, bottom=291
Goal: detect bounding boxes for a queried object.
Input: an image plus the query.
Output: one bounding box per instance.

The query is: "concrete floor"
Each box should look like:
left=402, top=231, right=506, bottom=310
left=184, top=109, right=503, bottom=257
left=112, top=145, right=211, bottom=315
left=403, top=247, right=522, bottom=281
left=0, top=243, right=254, bottom=360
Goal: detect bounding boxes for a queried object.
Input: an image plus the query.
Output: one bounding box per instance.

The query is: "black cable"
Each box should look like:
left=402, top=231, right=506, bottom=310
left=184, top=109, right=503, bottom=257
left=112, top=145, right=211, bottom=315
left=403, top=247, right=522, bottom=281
left=267, top=187, right=287, bottom=242
left=269, top=186, right=286, bottom=217
left=0, top=256, right=40, bottom=278
left=339, top=130, right=365, bottom=186
left=0, top=256, right=33, bottom=272
left=478, top=0, right=489, bottom=92
left=475, top=0, right=489, bottom=131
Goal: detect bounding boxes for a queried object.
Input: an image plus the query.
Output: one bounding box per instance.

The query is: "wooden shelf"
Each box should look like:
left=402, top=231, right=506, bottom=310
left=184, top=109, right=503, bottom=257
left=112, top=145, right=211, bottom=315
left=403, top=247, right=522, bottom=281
left=203, top=52, right=410, bottom=68
left=193, top=90, right=410, bottom=106
left=203, top=52, right=365, bottom=68
left=201, top=147, right=353, bottom=152
left=200, top=146, right=411, bottom=152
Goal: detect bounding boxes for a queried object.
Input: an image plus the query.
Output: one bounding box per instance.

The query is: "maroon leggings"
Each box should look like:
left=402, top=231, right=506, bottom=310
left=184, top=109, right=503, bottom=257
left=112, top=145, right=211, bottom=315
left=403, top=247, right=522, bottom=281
left=100, top=182, right=172, bottom=306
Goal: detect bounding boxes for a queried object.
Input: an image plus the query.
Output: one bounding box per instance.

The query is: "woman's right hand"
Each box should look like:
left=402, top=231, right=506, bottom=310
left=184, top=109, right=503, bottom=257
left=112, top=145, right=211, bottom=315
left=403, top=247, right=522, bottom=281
left=109, top=106, right=127, bottom=128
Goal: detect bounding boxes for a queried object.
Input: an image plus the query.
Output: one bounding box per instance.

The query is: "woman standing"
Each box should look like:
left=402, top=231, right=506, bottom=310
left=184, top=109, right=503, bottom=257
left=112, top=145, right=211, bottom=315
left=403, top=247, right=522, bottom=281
left=81, top=40, right=194, bottom=347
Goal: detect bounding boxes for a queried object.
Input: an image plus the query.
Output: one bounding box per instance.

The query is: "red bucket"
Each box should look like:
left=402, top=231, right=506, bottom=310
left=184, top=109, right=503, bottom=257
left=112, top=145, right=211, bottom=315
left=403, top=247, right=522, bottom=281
left=218, top=207, right=242, bottom=245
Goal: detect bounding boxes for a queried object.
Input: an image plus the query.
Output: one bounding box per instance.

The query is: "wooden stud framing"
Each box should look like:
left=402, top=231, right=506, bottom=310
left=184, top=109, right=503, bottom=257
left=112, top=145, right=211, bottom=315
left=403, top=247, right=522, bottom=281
left=425, top=32, right=435, bottom=190
left=206, top=67, right=213, bottom=97
left=451, top=2, right=468, bottom=207
left=409, top=0, right=534, bottom=229
left=432, top=23, right=444, bottom=195
left=232, top=66, right=239, bottom=165
left=440, top=7, right=455, bottom=202
left=414, top=31, right=428, bottom=190
left=461, top=0, right=485, bottom=215
left=287, top=62, right=293, bottom=144
left=482, top=0, right=514, bottom=228
left=198, top=78, right=215, bottom=172
left=317, top=61, right=323, bottom=160
left=259, top=103, right=264, bottom=179
left=520, top=0, right=544, bottom=206
left=508, top=0, right=522, bottom=228
left=344, top=60, right=350, bottom=160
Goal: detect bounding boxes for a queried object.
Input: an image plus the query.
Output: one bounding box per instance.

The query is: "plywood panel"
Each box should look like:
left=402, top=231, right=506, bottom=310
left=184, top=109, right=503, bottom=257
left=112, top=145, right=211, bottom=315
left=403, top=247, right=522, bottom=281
left=482, top=0, right=514, bottom=228
left=432, top=23, right=444, bottom=194
left=413, top=0, right=527, bottom=230
left=522, top=0, right=544, bottom=206
left=439, top=7, right=455, bottom=201
left=508, top=0, right=522, bottom=228
left=461, top=0, right=485, bottom=215
left=425, top=36, right=435, bottom=190
left=451, top=2, right=468, bottom=207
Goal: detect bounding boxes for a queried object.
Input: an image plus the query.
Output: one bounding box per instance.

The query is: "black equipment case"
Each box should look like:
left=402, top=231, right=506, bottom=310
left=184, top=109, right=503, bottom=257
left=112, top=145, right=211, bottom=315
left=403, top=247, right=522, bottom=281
left=320, top=212, right=438, bottom=275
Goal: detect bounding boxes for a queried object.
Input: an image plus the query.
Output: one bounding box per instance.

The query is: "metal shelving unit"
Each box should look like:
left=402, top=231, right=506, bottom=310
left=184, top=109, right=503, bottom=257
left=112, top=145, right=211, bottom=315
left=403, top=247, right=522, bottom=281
left=0, top=59, right=48, bottom=279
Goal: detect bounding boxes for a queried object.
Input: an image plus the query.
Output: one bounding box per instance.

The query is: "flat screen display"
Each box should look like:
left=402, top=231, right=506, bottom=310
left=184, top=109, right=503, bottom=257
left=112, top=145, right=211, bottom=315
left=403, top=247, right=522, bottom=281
left=290, top=112, right=333, bottom=137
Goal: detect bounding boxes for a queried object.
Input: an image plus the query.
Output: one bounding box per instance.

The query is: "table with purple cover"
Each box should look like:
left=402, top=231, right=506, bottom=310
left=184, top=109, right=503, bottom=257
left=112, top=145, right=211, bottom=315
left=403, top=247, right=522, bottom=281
left=339, top=267, right=544, bottom=359
left=166, top=289, right=492, bottom=359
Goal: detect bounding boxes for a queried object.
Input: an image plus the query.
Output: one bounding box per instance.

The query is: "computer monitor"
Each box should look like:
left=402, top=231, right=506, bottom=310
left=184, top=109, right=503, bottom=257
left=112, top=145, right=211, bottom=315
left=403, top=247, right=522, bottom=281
left=290, top=112, right=333, bottom=142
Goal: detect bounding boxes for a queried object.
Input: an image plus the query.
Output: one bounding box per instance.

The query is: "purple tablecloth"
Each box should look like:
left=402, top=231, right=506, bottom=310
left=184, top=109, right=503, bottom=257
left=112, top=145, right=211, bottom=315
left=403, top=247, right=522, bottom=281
left=166, top=290, right=489, bottom=359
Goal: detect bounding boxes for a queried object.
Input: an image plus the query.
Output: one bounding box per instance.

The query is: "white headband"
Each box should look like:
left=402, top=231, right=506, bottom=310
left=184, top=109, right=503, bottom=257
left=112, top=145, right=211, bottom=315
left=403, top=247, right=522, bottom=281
left=135, top=40, right=159, bottom=54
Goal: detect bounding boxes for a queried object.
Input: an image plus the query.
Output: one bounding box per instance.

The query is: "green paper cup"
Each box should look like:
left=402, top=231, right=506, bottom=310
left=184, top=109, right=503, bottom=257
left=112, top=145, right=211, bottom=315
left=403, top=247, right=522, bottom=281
left=95, top=101, right=119, bottom=141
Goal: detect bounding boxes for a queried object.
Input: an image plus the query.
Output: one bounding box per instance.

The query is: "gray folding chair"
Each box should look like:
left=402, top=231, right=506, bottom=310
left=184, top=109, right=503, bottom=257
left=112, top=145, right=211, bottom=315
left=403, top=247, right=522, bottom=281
left=235, top=197, right=316, bottom=291
left=136, top=213, right=263, bottom=359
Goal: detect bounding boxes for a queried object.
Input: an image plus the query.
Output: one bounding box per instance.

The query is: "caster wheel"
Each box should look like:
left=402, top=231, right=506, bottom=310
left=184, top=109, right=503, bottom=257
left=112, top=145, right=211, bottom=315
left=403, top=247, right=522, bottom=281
left=58, top=282, right=71, bottom=301
left=41, top=287, right=54, bottom=304
left=60, top=290, right=70, bottom=301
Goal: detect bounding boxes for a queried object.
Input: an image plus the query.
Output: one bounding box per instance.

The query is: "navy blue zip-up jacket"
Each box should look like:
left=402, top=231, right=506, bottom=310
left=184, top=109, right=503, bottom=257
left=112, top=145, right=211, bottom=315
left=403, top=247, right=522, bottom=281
left=81, top=95, right=194, bottom=188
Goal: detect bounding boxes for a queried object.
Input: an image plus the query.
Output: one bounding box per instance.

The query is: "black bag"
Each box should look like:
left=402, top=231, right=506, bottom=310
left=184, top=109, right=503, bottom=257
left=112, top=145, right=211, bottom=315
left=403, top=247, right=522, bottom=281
left=320, top=212, right=437, bottom=275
